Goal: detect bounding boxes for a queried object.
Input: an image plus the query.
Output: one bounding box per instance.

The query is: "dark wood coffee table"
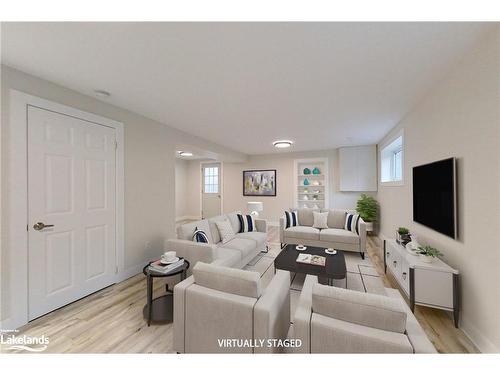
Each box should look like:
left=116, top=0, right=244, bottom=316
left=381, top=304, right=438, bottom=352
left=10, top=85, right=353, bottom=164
left=274, top=244, right=347, bottom=287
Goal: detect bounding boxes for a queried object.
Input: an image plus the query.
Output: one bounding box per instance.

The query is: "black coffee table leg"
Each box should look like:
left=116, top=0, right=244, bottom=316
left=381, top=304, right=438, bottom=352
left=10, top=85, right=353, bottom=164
left=147, top=272, right=153, bottom=326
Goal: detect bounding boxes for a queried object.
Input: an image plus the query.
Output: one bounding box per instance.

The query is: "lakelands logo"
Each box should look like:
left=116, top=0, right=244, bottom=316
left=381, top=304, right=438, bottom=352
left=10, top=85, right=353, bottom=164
left=1, top=330, right=50, bottom=352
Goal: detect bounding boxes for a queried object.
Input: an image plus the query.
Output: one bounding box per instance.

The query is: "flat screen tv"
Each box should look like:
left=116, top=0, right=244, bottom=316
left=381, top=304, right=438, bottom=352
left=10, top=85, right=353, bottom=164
left=413, top=157, right=457, bottom=239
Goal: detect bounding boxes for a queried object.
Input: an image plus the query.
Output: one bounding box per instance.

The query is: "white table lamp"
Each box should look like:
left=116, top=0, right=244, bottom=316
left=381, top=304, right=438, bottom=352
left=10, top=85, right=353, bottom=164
left=247, top=201, right=263, bottom=217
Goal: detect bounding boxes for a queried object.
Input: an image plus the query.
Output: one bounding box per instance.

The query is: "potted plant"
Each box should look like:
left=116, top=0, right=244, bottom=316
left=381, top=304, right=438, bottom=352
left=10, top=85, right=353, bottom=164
left=356, top=194, right=378, bottom=232
left=417, top=245, right=443, bottom=263
left=396, top=227, right=411, bottom=245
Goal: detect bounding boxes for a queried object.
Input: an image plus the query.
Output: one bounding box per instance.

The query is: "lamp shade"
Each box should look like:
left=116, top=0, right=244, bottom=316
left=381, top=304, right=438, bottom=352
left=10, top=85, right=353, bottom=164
left=247, top=201, right=263, bottom=213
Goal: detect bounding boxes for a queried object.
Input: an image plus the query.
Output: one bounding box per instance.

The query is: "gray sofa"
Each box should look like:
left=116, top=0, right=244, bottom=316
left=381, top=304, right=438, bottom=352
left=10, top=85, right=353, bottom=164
left=166, top=212, right=267, bottom=274
left=289, top=275, right=436, bottom=353
left=174, top=262, right=291, bottom=353
left=280, top=208, right=367, bottom=259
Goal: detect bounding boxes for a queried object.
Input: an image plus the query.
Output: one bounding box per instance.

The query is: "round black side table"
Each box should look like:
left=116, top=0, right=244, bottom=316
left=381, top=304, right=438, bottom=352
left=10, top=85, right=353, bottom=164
left=142, top=259, right=190, bottom=326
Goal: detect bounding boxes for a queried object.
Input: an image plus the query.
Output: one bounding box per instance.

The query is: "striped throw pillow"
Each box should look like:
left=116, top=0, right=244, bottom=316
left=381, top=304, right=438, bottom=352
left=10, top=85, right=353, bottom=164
left=284, top=210, right=299, bottom=229
left=192, top=227, right=209, bottom=243
left=344, top=213, right=360, bottom=235
left=237, top=214, right=256, bottom=233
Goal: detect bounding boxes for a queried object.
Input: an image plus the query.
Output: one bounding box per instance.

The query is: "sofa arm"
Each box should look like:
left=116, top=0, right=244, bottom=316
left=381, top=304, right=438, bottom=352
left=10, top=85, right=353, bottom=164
left=358, top=218, right=367, bottom=254
left=165, top=239, right=217, bottom=276
left=279, top=217, right=286, bottom=243
left=173, top=275, right=195, bottom=353
left=255, top=218, right=267, bottom=233
left=253, top=270, right=291, bottom=353
left=291, top=274, right=318, bottom=353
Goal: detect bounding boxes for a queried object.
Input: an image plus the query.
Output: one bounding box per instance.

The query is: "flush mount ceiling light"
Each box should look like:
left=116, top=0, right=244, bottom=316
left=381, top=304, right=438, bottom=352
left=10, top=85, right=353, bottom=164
left=178, top=151, right=193, bottom=157
left=94, top=89, right=111, bottom=98
left=273, top=140, right=293, bottom=149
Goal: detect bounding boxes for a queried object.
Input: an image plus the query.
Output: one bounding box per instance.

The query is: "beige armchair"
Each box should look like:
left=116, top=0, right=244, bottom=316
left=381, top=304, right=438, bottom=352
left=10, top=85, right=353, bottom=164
left=174, top=262, right=291, bottom=353
left=289, top=275, right=436, bottom=353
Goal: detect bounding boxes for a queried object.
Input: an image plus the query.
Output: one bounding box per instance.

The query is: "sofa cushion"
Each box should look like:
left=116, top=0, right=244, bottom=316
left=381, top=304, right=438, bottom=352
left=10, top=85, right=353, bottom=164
left=215, top=219, right=236, bottom=244
left=284, top=226, right=320, bottom=240
left=312, top=284, right=407, bottom=333
left=322, top=209, right=347, bottom=229
left=207, top=214, right=229, bottom=243
left=193, top=262, right=262, bottom=298
left=212, top=247, right=242, bottom=268
left=319, top=228, right=359, bottom=244
left=220, top=237, right=257, bottom=258
left=295, top=208, right=319, bottom=227
left=224, top=211, right=243, bottom=233
left=313, top=211, right=329, bottom=229
left=235, top=231, right=267, bottom=248
left=177, top=219, right=213, bottom=243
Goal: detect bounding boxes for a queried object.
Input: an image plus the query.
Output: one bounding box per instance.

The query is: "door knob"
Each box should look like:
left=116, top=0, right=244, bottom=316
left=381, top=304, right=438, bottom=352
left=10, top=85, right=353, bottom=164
left=33, top=222, right=55, bottom=231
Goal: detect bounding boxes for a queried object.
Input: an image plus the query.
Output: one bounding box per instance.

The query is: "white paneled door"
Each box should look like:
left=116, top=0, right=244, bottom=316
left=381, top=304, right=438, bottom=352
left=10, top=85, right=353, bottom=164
left=28, top=106, right=117, bottom=320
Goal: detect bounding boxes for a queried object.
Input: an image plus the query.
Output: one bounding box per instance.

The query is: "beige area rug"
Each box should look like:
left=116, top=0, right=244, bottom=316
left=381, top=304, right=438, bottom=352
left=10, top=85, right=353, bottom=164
left=244, top=241, right=387, bottom=322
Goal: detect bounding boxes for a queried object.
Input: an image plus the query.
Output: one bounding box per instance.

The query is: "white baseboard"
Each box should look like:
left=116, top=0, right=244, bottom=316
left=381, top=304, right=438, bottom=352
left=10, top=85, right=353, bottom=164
left=461, top=318, right=498, bottom=353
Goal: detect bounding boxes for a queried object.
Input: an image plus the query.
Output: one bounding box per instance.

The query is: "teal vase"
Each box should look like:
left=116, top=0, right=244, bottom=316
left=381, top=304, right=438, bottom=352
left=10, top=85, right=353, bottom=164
left=303, top=168, right=311, bottom=175
left=303, top=178, right=310, bottom=186
left=312, top=167, right=320, bottom=175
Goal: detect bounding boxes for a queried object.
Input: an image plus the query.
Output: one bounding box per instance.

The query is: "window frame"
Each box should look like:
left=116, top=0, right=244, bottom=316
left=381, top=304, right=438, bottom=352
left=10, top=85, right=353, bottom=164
left=203, top=166, right=220, bottom=194
left=379, top=129, right=404, bottom=187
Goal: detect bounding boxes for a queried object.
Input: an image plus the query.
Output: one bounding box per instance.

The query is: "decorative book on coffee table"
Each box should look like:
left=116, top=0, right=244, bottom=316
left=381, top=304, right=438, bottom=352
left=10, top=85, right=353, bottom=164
left=296, top=253, right=326, bottom=266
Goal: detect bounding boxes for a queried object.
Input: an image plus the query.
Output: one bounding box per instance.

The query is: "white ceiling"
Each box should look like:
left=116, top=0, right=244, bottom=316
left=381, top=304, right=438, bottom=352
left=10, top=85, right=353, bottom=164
left=1, top=22, right=491, bottom=154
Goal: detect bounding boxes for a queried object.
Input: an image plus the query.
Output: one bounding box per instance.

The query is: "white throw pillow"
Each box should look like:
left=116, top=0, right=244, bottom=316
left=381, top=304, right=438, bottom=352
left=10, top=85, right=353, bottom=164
left=313, top=211, right=329, bottom=229
left=215, top=219, right=236, bottom=244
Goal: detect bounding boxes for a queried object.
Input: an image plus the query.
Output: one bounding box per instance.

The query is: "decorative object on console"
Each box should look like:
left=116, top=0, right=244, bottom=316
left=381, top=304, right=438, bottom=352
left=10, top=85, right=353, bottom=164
left=215, top=219, right=236, bottom=244
left=243, top=169, right=276, bottom=196
left=237, top=213, right=257, bottom=233
left=344, top=213, right=360, bottom=234
left=303, top=178, right=310, bottom=185
left=396, top=227, right=411, bottom=245
left=312, top=180, right=320, bottom=186
left=312, top=167, right=320, bottom=175
left=284, top=210, right=299, bottom=228
left=417, top=245, right=443, bottom=263
left=312, top=211, right=329, bottom=229
left=192, top=227, right=209, bottom=243
left=246, top=201, right=263, bottom=217
left=302, top=195, right=309, bottom=201
left=356, top=194, right=378, bottom=232
left=303, top=167, right=311, bottom=175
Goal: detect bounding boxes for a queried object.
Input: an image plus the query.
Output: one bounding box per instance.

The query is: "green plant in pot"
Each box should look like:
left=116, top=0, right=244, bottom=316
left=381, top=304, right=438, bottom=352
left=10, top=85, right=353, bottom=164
left=417, top=245, right=443, bottom=263
left=356, top=194, right=378, bottom=232
left=396, top=227, right=411, bottom=245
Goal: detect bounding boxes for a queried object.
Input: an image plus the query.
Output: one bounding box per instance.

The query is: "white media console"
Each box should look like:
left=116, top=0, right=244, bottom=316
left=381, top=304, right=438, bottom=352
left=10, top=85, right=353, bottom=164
left=384, top=239, right=460, bottom=327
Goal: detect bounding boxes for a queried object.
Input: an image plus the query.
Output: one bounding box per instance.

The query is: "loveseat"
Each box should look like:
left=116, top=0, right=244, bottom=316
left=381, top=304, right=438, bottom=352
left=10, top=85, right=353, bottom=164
left=280, top=208, right=367, bottom=259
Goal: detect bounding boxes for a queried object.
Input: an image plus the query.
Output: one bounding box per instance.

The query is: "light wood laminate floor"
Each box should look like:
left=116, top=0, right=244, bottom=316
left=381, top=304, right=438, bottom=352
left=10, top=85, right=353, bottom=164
left=2, top=226, right=478, bottom=353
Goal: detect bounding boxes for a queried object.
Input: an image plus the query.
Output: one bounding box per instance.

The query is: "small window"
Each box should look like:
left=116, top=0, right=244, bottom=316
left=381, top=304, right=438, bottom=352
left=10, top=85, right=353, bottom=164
left=204, top=166, right=219, bottom=193
left=380, top=134, right=403, bottom=184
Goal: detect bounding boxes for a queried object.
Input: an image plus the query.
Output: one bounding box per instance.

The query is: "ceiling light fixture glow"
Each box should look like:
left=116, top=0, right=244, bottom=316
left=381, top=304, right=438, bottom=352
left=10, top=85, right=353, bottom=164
left=178, top=151, right=193, bottom=157
left=273, top=140, right=293, bottom=149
